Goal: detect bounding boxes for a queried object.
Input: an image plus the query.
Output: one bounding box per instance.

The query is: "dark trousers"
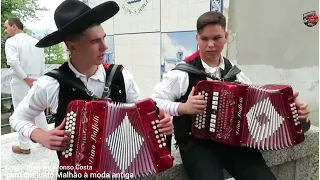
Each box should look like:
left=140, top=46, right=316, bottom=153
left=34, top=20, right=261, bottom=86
left=178, top=138, right=277, bottom=180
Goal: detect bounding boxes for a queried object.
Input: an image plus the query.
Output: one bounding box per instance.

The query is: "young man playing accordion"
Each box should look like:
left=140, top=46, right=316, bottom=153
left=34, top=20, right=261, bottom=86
left=151, top=11, right=311, bottom=180
left=9, top=1, right=173, bottom=179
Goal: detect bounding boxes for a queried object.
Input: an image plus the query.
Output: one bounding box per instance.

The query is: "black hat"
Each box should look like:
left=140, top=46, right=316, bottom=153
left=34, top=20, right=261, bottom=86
left=36, top=0, right=119, bottom=47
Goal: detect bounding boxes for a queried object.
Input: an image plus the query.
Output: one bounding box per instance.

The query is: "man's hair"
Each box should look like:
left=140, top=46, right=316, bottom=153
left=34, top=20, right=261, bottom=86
left=196, top=11, right=226, bottom=33
left=64, top=23, right=101, bottom=42
left=7, top=18, right=24, bottom=30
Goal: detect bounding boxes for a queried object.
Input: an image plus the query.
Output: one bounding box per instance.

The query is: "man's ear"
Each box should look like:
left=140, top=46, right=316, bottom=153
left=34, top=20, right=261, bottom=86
left=225, top=31, right=229, bottom=39
left=11, top=24, right=17, bottom=30
left=65, top=41, right=76, bottom=52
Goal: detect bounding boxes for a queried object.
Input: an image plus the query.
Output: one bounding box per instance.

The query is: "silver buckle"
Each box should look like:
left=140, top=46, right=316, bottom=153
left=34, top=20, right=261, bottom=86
left=87, top=90, right=94, bottom=97
left=104, top=86, right=110, bottom=92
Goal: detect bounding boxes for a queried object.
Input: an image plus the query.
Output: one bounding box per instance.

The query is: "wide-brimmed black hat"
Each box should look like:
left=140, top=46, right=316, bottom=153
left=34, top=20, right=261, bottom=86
left=36, top=0, right=119, bottom=47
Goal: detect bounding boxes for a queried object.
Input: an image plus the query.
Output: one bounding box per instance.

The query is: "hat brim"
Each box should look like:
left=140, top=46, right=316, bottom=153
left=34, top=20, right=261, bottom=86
left=36, top=1, right=119, bottom=47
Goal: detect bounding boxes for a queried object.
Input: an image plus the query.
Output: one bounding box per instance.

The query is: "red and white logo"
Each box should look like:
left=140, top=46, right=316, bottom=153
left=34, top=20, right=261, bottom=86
left=303, top=11, right=318, bottom=27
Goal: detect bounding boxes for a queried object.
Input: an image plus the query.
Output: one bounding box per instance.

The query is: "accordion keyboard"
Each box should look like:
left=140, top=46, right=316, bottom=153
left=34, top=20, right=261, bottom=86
left=62, top=111, right=76, bottom=158
left=193, top=81, right=240, bottom=143
left=151, top=119, right=167, bottom=148
left=195, top=91, right=209, bottom=130
left=195, top=89, right=231, bottom=135
left=290, top=102, right=300, bottom=126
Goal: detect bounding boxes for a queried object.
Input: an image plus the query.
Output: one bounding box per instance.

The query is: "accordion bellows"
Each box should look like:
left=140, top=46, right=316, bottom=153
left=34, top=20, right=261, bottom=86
left=193, top=80, right=305, bottom=150
left=60, top=98, right=173, bottom=178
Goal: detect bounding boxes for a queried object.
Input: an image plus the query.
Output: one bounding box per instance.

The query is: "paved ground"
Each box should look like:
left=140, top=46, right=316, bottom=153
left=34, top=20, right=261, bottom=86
left=1, top=124, right=59, bottom=180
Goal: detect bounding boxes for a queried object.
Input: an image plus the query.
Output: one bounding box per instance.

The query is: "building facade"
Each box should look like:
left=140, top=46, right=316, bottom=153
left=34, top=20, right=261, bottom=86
left=87, top=0, right=319, bottom=125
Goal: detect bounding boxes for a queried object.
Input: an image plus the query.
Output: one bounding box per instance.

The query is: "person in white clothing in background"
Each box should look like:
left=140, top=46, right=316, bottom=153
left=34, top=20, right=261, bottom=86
left=4, top=18, right=48, bottom=154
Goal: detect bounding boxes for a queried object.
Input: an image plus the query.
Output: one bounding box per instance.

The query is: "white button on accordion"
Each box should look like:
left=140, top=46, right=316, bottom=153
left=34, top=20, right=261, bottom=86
left=192, top=80, right=305, bottom=150
left=59, top=98, right=173, bottom=178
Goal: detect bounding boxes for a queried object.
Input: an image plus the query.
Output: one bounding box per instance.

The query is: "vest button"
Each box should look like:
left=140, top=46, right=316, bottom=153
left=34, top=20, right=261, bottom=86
left=189, top=132, right=192, bottom=135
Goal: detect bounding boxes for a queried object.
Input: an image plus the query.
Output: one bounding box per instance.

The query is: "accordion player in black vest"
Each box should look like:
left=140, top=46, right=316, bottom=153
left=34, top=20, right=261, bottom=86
left=9, top=1, right=174, bottom=179
left=151, top=11, right=311, bottom=180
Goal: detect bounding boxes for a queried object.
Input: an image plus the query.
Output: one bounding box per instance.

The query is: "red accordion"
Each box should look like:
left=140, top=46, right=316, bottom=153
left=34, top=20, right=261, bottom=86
left=59, top=98, right=173, bottom=178
left=192, top=80, right=305, bottom=150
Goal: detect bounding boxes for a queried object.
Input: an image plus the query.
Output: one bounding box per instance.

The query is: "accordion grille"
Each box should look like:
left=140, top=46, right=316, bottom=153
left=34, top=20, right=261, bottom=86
left=100, top=103, right=156, bottom=176
left=245, top=85, right=293, bottom=150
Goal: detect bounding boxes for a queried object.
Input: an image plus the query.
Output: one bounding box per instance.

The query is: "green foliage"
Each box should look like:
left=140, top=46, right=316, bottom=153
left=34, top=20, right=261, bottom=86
left=1, top=50, right=6, bottom=68
left=45, top=43, right=67, bottom=64
left=43, top=30, right=67, bottom=64
left=1, top=0, right=48, bottom=26
left=1, top=0, right=48, bottom=68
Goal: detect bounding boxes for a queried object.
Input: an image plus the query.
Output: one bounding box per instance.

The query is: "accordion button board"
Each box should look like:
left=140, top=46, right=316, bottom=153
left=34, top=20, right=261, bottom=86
left=192, top=80, right=305, bottom=151
left=152, top=120, right=167, bottom=148
left=61, top=111, right=77, bottom=158
left=59, top=98, right=173, bottom=178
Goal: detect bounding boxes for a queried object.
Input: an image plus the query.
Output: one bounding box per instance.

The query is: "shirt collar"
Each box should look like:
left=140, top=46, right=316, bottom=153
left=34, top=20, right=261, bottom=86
left=201, top=55, right=225, bottom=70
left=68, top=61, right=105, bottom=82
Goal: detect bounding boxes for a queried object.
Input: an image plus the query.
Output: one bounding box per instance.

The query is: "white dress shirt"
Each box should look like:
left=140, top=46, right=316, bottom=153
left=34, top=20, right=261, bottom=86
left=9, top=62, right=141, bottom=139
left=151, top=57, right=252, bottom=116
left=5, top=33, right=45, bottom=79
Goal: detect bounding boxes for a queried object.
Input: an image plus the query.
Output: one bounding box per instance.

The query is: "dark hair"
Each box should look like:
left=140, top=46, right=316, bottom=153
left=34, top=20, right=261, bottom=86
left=64, top=23, right=101, bottom=42
left=7, top=18, right=24, bottom=30
left=196, top=11, right=226, bottom=33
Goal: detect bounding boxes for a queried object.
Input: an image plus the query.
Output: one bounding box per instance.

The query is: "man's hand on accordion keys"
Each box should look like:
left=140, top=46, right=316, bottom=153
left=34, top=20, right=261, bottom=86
left=293, top=91, right=310, bottom=123
left=178, top=86, right=207, bottom=115
left=157, top=109, right=174, bottom=135
left=32, top=118, right=71, bottom=151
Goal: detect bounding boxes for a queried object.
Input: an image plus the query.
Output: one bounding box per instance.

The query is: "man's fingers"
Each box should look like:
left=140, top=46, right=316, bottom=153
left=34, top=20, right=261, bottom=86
left=56, top=118, right=67, bottom=130
left=158, top=117, right=171, bottom=126
left=47, top=135, right=71, bottom=151
left=158, top=124, right=173, bottom=134
left=193, top=95, right=205, bottom=100
left=158, top=108, right=165, bottom=119
left=49, top=141, right=70, bottom=148
left=298, top=109, right=309, bottom=116
left=297, top=102, right=308, bottom=110
left=189, top=86, right=195, bottom=97
left=298, top=115, right=309, bottom=120
left=158, top=127, right=173, bottom=135
left=48, top=145, right=68, bottom=151
left=51, top=129, right=70, bottom=137
left=50, top=135, right=71, bottom=143
left=193, top=99, right=207, bottom=105
left=194, top=104, right=207, bottom=110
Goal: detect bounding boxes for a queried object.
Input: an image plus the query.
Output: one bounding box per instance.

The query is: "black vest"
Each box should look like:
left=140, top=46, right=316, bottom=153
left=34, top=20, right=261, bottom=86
left=172, top=55, right=238, bottom=143
left=46, top=62, right=127, bottom=158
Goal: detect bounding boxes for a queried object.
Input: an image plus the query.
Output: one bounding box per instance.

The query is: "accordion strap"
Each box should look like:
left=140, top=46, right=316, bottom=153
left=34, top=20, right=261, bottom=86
left=101, top=64, right=118, bottom=99
left=222, top=65, right=242, bottom=81
left=173, top=63, right=218, bottom=80
left=45, top=70, right=100, bottom=99
left=172, top=63, right=242, bottom=81
left=46, top=65, right=119, bottom=100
